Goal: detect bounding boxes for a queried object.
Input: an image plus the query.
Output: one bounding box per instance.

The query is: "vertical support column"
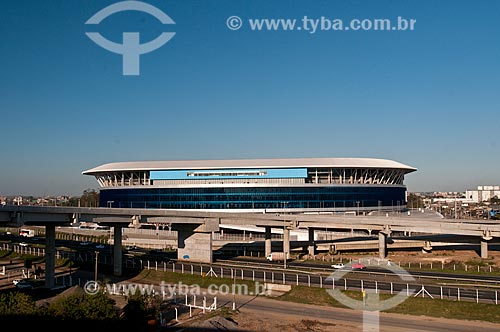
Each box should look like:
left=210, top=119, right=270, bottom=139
left=283, top=227, right=290, bottom=259
left=113, top=225, right=123, bottom=276
left=265, top=226, right=272, bottom=257
left=308, top=227, right=315, bottom=256
left=45, top=225, right=56, bottom=289
left=175, top=225, right=213, bottom=263
left=378, top=231, right=386, bottom=259
left=481, top=240, right=489, bottom=259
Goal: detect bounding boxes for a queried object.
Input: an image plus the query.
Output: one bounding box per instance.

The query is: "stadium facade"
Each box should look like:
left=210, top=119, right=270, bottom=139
left=82, top=157, right=417, bottom=213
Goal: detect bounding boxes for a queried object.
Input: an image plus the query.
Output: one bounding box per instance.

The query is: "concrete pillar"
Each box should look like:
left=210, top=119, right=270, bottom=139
left=113, top=225, right=123, bottom=276
left=378, top=231, right=386, bottom=259
left=481, top=240, right=489, bottom=259
left=265, top=227, right=272, bottom=257
left=45, top=225, right=56, bottom=289
left=176, top=225, right=213, bottom=263
left=308, top=228, right=315, bottom=256
left=283, top=227, right=290, bottom=259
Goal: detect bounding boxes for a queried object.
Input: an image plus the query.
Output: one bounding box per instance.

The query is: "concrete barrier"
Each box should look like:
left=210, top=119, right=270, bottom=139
left=264, top=283, right=292, bottom=296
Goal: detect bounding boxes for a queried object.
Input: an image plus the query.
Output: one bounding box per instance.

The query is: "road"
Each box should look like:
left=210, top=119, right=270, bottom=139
left=231, top=256, right=500, bottom=282
left=174, top=290, right=500, bottom=332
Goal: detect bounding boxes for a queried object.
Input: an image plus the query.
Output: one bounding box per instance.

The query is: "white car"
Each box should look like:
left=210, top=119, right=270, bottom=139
left=331, top=263, right=345, bottom=269
left=19, top=242, right=29, bottom=247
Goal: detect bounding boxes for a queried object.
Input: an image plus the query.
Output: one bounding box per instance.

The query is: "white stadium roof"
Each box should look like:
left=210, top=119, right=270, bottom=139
left=83, top=157, right=417, bottom=175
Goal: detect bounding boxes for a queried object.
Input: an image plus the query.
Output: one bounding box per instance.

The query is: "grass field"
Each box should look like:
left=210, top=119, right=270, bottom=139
left=132, top=269, right=500, bottom=323
left=277, top=285, right=500, bottom=323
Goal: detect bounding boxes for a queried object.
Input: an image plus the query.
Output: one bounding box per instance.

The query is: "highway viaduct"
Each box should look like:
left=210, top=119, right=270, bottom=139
left=1, top=205, right=499, bottom=289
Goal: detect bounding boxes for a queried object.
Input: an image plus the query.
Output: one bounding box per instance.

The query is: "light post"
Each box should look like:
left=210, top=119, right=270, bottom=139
left=107, top=201, right=114, bottom=208
left=232, top=270, right=236, bottom=310
left=94, top=250, right=99, bottom=281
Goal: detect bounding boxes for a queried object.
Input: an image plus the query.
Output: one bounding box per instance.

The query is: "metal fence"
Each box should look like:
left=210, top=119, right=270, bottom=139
left=137, top=259, right=500, bottom=305
left=2, top=243, right=499, bottom=305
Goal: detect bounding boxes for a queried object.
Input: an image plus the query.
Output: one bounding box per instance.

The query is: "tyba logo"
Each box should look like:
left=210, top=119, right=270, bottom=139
left=85, top=1, right=175, bottom=75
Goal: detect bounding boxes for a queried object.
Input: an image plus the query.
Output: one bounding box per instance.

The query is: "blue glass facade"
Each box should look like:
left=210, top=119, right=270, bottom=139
left=99, top=186, right=406, bottom=210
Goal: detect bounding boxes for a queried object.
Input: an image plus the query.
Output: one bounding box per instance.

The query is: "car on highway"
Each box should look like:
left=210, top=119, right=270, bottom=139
left=331, top=263, right=345, bottom=269
left=351, top=262, right=367, bottom=270
left=19, top=242, right=29, bottom=247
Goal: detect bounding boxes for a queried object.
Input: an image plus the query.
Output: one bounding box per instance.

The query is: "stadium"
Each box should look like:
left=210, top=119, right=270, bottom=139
left=82, top=157, right=417, bottom=213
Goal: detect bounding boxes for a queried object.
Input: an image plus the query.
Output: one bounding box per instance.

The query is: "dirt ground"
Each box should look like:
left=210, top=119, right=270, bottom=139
left=180, top=309, right=360, bottom=332
left=388, top=249, right=500, bottom=264
left=230, top=310, right=356, bottom=332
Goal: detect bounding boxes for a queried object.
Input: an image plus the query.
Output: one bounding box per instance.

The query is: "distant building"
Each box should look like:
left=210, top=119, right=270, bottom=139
left=465, top=186, right=500, bottom=203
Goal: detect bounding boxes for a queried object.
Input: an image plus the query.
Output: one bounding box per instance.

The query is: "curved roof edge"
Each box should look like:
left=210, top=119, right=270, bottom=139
left=83, top=157, right=417, bottom=175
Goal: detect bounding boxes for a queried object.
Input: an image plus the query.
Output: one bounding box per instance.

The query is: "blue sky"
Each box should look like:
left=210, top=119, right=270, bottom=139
left=0, top=0, right=499, bottom=196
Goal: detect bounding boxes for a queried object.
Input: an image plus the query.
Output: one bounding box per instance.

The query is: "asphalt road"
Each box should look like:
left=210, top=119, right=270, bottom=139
left=231, top=256, right=500, bottom=282
left=183, top=291, right=500, bottom=332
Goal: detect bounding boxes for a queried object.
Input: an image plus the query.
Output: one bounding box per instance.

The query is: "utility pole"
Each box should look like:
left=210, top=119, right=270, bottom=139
left=94, top=251, right=99, bottom=281
left=232, top=271, right=236, bottom=310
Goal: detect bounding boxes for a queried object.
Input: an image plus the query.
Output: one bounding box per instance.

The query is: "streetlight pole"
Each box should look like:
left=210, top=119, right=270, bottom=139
left=94, top=251, right=99, bottom=281
left=232, top=271, right=236, bottom=310
left=283, top=217, right=287, bottom=269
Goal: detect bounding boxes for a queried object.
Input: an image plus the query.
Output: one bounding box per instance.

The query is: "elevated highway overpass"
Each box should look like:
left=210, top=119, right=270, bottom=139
left=1, top=205, right=499, bottom=288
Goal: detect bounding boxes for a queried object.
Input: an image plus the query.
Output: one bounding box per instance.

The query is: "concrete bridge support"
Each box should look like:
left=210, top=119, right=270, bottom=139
left=378, top=225, right=392, bottom=259
left=265, top=226, right=272, bottom=257
left=44, top=225, right=56, bottom=289
left=174, top=220, right=219, bottom=263
left=113, top=225, right=123, bottom=276
left=481, top=240, right=489, bottom=259
left=481, top=231, right=492, bottom=259
left=378, top=231, right=387, bottom=259
left=176, top=225, right=212, bottom=263
left=308, top=228, right=315, bottom=256
left=283, top=227, right=290, bottom=259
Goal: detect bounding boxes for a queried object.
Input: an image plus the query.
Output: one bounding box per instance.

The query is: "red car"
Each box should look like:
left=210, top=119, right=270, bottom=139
left=351, top=263, right=367, bottom=270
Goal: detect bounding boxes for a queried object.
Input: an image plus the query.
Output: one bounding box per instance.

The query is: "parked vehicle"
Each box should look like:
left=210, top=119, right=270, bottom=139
left=266, top=252, right=289, bottom=262
left=13, top=278, right=38, bottom=290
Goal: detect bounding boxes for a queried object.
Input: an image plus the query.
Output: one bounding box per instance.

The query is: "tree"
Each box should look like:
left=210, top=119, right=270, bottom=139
left=407, top=193, right=424, bottom=209
left=0, top=292, right=38, bottom=316
left=79, top=188, right=100, bottom=207
left=48, top=290, right=117, bottom=320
